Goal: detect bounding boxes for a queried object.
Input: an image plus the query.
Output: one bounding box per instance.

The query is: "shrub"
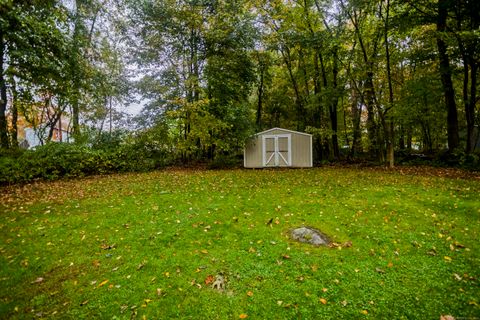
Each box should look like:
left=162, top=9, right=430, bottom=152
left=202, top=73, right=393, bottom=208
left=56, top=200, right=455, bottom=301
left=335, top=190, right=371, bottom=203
left=0, top=139, right=173, bottom=184
left=207, top=154, right=242, bottom=169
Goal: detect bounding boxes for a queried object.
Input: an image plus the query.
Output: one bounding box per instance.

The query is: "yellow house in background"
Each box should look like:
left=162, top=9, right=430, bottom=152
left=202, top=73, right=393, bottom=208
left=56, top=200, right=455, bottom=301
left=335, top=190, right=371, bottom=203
left=8, top=109, right=72, bottom=149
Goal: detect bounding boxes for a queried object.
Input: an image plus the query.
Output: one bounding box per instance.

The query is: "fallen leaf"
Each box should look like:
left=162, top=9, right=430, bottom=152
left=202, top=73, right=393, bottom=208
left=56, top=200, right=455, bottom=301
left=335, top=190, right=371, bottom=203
left=341, top=300, right=348, bottom=307
left=31, top=277, right=44, bottom=284
left=343, top=241, right=352, bottom=247
left=239, top=314, right=248, bottom=319
left=92, top=260, right=100, bottom=267
left=387, top=262, right=394, bottom=268
left=101, top=243, right=116, bottom=250
left=282, top=254, right=290, bottom=260
left=204, top=275, right=214, bottom=285
left=444, top=256, right=452, bottom=262
left=375, top=267, right=385, bottom=274
left=80, top=300, right=89, bottom=306
left=440, top=316, right=455, bottom=320
left=98, top=280, right=109, bottom=288
left=319, top=298, right=327, bottom=305
left=361, top=310, right=368, bottom=315
left=454, top=241, right=465, bottom=248
left=247, top=291, right=253, bottom=297
left=200, top=249, right=208, bottom=254
left=322, top=288, right=328, bottom=292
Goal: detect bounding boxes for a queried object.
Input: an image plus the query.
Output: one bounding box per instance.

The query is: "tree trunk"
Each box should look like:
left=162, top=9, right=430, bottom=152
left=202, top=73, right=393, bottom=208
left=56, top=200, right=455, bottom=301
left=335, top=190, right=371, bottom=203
left=388, top=121, right=394, bottom=167
left=0, top=30, right=9, bottom=149
left=458, top=39, right=477, bottom=154
left=319, top=50, right=334, bottom=159
left=312, top=49, right=325, bottom=161
left=256, top=64, right=264, bottom=127
left=71, top=0, right=83, bottom=137
left=406, top=126, right=412, bottom=151
left=72, top=95, right=80, bottom=136
left=465, top=60, right=476, bottom=153
left=109, top=96, right=113, bottom=134
left=350, top=82, right=362, bottom=158
left=299, top=49, right=310, bottom=98
left=398, top=125, right=405, bottom=150
left=436, top=0, right=459, bottom=151
left=47, top=111, right=62, bottom=142
left=384, top=0, right=394, bottom=168
left=10, top=77, right=18, bottom=148
left=281, top=46, right=305, bottom=131
left=330, top=46, right=340, bottom=159
left=364, top=71, right=378, bottom=157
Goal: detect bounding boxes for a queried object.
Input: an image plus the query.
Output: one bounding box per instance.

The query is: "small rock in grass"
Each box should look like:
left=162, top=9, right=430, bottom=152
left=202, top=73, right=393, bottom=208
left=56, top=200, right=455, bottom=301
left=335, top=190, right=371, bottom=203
left=291, top=227, right=329, bottom=246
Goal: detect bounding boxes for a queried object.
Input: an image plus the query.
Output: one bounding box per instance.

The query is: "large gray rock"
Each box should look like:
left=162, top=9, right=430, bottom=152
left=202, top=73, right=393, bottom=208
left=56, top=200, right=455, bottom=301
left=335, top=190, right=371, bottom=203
left=291, top=227, right=329, bottom=246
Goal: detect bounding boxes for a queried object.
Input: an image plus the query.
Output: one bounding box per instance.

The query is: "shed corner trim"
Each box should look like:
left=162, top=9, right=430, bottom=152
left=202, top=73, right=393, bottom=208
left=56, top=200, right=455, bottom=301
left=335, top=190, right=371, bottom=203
left=254, top=127, right=312, bottom=137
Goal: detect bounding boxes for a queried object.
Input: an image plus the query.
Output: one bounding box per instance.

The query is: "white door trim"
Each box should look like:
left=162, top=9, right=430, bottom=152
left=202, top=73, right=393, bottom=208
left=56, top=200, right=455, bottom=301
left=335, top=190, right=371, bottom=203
left=262, top=134, right=291, bottom=167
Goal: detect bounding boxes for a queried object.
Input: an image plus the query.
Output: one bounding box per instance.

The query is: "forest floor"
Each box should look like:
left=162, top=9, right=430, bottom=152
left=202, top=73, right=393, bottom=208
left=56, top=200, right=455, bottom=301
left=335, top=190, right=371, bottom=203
left=1, top=167, right=479, bottom=319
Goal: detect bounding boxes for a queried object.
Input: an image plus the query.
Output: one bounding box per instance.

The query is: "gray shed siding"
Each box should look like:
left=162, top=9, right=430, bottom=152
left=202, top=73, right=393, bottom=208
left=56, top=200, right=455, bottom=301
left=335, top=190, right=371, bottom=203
left=244, top=128, right=312, bottom=168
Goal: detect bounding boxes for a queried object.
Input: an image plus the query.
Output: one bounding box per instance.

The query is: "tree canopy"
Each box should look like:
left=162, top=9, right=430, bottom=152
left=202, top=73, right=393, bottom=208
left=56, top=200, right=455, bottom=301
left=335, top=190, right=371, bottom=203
left=0, top=0, right=479, bottom=167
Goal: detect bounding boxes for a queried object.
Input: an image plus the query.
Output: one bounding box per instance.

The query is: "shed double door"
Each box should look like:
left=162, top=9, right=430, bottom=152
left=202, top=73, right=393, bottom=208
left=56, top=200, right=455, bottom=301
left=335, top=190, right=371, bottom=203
left=262, top=134, right=291, bottom=167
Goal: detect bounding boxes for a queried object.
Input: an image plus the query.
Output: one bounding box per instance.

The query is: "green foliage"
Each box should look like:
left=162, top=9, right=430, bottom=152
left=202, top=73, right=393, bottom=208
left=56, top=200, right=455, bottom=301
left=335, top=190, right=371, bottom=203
left=0, top=133, right=174, bottom=184
left=1, top=0, right=478, bottom=166
left=0, top=143, right=109, bottom=183
left=436, top=149, right=480, bottom=169
left=128, top=0, right=257, bottom=161
left=207, top=154, right=242, bottom=169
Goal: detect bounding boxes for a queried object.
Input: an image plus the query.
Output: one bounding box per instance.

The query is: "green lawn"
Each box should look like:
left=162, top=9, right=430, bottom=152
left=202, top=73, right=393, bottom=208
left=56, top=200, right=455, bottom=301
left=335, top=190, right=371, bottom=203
left=1, top=168, right=479, bottom=319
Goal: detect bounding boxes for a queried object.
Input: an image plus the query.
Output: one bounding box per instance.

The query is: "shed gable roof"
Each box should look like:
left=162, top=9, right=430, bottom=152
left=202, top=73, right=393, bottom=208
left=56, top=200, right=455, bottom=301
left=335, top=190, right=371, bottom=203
left=254, top=127, right=312, bottom=137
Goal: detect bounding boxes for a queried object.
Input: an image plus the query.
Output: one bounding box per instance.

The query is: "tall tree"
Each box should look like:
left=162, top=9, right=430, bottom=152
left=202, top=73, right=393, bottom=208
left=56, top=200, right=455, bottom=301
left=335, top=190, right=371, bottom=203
left=436, top=0, right=459, bottom=151
left=0, top=0, right=69, bottom=149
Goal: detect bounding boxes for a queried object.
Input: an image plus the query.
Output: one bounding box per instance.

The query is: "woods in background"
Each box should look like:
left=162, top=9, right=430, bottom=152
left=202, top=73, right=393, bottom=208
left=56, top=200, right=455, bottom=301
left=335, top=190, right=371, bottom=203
left=1, top=0, right=479, bottom=168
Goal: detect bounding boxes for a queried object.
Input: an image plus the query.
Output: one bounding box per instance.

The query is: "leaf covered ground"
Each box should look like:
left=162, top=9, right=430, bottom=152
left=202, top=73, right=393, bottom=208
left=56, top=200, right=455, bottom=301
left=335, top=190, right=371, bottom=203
left=0, top=168, right=479, bottom=319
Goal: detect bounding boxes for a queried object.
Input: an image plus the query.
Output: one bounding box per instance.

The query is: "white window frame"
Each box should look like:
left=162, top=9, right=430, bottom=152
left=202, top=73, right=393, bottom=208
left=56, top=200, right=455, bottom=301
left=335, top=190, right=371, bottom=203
left=262, top=134, right=292, bottom=167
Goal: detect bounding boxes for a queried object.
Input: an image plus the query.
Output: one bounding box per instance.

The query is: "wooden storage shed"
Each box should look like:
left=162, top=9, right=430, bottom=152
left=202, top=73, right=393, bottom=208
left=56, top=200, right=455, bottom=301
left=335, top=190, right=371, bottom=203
left=244, top=128, right=313, bottom=168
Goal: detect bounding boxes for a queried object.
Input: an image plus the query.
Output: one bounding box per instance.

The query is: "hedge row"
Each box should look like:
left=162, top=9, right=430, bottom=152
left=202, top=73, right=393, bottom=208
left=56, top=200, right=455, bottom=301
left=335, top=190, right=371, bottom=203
left=0, top=142, right=171, bottom=184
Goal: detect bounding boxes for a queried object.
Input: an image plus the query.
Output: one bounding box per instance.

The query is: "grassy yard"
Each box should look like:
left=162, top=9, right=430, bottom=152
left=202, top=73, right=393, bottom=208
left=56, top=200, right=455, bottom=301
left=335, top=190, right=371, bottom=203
left=0, top=168, right=479, bottom=319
